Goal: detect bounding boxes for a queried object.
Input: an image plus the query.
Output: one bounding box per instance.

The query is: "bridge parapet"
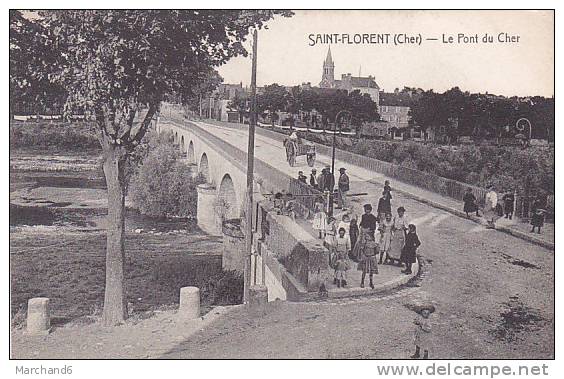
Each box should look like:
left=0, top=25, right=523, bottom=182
left=257, top=201, right=329, bottom=294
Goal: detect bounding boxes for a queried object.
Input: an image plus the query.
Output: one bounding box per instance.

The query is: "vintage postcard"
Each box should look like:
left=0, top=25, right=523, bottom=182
left=7, top=6, right=556, bottom=372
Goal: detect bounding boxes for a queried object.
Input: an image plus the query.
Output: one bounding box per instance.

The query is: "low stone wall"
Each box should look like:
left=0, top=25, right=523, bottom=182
left=258, top=202, right=330, bottom=293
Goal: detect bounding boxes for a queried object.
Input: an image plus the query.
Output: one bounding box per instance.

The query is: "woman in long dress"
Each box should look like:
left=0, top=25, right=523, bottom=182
left=390, top=206, right=409, bottom=264
left=349, top=218, right=359, bottom=257
left=530, top=195, right=547, bottom=234
left=483, top=185, right=499, bottom=228
left=462, top=187, right=479, bottom=218
left=400, top=224, right=421, bottom=274
left=378, top=213, right=394, bottom=264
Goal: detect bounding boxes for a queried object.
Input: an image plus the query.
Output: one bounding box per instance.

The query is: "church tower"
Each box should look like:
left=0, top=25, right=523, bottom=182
left=319, top=46, right=335, bottom=88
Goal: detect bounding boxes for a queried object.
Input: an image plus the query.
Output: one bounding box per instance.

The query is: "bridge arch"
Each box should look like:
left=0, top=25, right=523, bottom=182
left=199, top=153, right=210, bottom=182
left=217, top=173, right=239, bottom=222
left=174, top=131, right=178, bottom=144
left=180, top=135, right=185, bottom=153
left=187, top=141, right=195, bottom=163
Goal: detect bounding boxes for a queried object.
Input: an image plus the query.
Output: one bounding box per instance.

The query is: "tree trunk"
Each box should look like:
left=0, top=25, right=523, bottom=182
left=102, top=143, right=128, bottom=326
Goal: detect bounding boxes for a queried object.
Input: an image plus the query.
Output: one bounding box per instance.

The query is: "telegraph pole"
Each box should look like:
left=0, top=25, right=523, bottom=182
left=244, top=29, right=258, bottom=303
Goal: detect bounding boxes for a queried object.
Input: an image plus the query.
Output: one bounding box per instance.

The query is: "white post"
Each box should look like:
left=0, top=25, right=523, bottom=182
left=26, top=298, right=51, bottom=335
left=179, top=287, right=200, bottom=320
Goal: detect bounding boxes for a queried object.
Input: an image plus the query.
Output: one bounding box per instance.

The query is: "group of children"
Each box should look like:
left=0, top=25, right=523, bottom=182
left=312, top=182, right=421, bottom=289
left=310, top=181, right=433, bottom=359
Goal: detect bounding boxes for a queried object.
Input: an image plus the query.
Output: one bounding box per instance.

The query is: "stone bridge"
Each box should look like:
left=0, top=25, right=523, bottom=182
left=160, top=119, right=249, bottom=235
left=157, top=114, right=335, bottom=302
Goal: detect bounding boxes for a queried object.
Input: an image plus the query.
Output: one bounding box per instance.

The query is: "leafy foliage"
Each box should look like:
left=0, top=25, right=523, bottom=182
left=9, top=10, right=67, bottom=116
left=351, top=139, right=554, bottom=196
left=257, top=84, right=291, bottom=124
left=410, top=87, right=555, bottom=141
left=13, top=10, right=293, bottom=151
left=9, top=120, right=99, bottom=151
left=128, top=132, right=206, bottom=218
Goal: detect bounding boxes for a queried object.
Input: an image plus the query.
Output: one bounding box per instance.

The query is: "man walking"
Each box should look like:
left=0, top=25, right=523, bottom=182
left=297, top=170, right=307, bottom=183
left=321, top=166, right=335, bottom=192
left=337, top=167, right=350, bottom=210
left=318, top=166, right=335, bottom=214
left=502, top=189, right=515, bottom=220
left=309, top=168, right=318, bottom=189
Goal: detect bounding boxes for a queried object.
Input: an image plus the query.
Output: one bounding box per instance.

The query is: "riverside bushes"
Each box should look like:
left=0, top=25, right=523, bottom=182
left=128, top=132, right=206, bottom=218
left=299, top=129, right=553, bottom=197
left=9, top=120, right=99, bottom=151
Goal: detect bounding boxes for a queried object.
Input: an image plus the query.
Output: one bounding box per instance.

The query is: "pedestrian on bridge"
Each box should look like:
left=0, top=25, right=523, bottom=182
left=297, top=170, right=307, bottom=184
left=356, top=232, right=379, bottom=289
left=349, top=217, right=359, bottom=255
left=333, top=227, right=351, bottom=288
left=530, top=194, right=547, bottom=234
left=309, top=168, right=318, bottom=189
left=312, top=197, right=327, bottom=239
left=318, top=166, right=335, bottom=192
left=337, top=167, right=350, bottom=210
left=359, top=203, right=378, bottom=240
left=401, top=224, right=420, bottom=275
left=378, top=213, right=394, bottom=264
left=318, top=166, right=335, bottom=214
left=483, top=185, right=499, bottom=229
left=377, top=192, right=392, bottom=222
left=384, top=180, right=393, bottom=199
left=412, top=305, right=435, bottom=359
left=502, top=189, right=515, bottom=220
left=463, top=187, right=480, bottom=218
left=338, top=214, right=351, bottom=239
left=389, top=206, right=409, bottom=264
left=325, top=216, right=338, bottom=264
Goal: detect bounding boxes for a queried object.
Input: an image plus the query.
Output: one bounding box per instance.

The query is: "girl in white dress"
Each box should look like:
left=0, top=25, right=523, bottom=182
left=312, top=197, right=327, bottom=239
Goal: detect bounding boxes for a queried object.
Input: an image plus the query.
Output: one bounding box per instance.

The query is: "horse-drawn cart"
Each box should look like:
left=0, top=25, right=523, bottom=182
left=284, top=138, right=316, bottom=167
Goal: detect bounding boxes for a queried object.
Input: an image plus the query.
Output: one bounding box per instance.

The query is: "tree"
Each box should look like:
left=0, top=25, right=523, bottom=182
left=227, top=93, right=250, bottom=123
left=257, top=83, right=290, bottom=126
left=346, top=90, right=379, bottom=135
left=185, top=68, right=224, bottom=117
left=9, top=10, right=67, bottom=117
left=11, top=10, right=293, bottom=325
left=257, top=83, right=290, bottom=125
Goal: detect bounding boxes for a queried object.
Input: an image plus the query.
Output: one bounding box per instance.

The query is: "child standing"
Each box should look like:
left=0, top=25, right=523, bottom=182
left=338, top=214, right=351, bottom=238
left=401, top=224, right=421, bottom=275
left=357, top=233, right=379, bottom=289
left=411, top=305, right=435, bottom=359
left=333, top=227, right=351, bottom=287
left=312, top=197, right=327, bottom=239
left=325, top=216, right=337, bottom=266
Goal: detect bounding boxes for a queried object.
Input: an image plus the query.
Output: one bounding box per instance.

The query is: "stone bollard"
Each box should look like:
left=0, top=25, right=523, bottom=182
left=26, top=298, right=51, bottom=336
left=179, top=287, right=200, bottom=320
left=247, top=285, right=268, bottom=315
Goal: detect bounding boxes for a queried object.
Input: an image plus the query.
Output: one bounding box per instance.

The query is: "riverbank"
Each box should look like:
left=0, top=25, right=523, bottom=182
left=10, top=148, right=235, bottom=330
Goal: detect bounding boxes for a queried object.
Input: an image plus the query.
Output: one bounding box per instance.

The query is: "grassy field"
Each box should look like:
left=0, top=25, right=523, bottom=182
left=10, top=230, right=238, bottom=327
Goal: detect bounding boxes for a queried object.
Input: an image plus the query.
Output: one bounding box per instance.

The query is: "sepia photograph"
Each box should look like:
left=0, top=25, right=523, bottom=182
left=7, top=5, right=556, bottom=368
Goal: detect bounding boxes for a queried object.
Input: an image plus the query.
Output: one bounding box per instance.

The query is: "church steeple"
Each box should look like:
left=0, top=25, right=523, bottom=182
left=320, top=46, right=335, bottom=88
left=325, top=45, right=333, bottom=65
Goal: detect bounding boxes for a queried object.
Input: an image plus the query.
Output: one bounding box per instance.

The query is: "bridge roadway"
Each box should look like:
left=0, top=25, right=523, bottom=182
left=182, top=119, right=553, bottom=345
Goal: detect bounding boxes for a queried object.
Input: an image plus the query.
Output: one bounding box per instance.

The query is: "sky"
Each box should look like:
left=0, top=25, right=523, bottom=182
left=218, top=10, right=554, bottom=97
